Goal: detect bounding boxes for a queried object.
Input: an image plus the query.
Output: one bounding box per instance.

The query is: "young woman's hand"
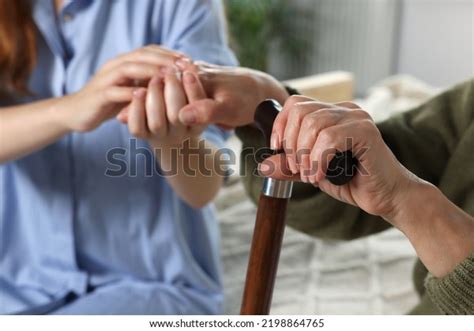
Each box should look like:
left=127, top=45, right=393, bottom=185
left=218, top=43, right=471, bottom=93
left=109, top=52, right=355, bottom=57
left=122, top=69, right=207, bottom=148
left=118, top=69, right=225, bottom=209
left=116, top=61, right=289, bottom=130
left=57, top=45, right=188, bottom=133
left=260, top=95, right=425, bottom=223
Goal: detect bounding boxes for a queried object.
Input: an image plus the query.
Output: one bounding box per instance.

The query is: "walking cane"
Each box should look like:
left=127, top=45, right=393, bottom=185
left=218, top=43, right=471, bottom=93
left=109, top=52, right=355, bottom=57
left=240, top=99, right=357, bottom=315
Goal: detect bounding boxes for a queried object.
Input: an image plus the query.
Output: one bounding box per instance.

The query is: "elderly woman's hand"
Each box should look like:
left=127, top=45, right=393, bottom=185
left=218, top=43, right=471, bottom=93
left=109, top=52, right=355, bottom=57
left=263, top=95, right=474, bottom=279
left=176, top=61, right=290, bottom=129
left=260, top=95, right=427, bottom=224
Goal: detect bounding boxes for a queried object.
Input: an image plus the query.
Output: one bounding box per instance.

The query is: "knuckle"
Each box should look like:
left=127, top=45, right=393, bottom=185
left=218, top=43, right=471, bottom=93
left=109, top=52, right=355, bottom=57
left=286, top=95, right=303, bottom=108
left=305, top=110, right=333, bottom=127
left=319, top=128, right=336, bottom=143
left=301, top=113, right=316, bottom=130
left=338, top=101, right=358, bottom=109
left=292, top=102, right=307, bottom=114
left=317, top=108, right=335, bottom=118
left=308, top=124, right=321, bottom=139
left=288, top=104, right=306, bottom=122
left=346, top=101, right=359, bottom=109
left=352, top=109, right=371, bottom=119
left=320, top=112, right=340, bottom=125
left=359, top=118, right=375, bottom=129
left=301, top=116, right=321, bottom=137
left=359, top=119, right=379, bottom=136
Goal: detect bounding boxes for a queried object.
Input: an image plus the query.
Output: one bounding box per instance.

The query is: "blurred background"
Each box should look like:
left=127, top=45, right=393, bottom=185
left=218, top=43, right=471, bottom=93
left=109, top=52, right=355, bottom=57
left=225, top=0, right=474, bottom=95
left=216, top=0, right=474, bottom=315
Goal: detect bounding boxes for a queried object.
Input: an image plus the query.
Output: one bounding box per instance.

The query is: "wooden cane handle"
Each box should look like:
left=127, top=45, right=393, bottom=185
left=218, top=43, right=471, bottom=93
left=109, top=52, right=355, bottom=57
left=254, top=99, right=358, bottom=185
left=254, top=99, right=282, bottom=150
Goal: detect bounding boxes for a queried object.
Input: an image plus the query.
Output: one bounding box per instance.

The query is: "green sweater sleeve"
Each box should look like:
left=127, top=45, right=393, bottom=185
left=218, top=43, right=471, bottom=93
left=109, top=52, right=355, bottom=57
left=235, top=78, right=474, bottom=241
left=425, top=252, right=474, bottom=314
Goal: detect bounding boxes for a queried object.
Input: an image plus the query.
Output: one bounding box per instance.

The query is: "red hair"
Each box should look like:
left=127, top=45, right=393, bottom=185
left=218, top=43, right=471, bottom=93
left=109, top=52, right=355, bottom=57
left=0, top=0, right=37, bottom=95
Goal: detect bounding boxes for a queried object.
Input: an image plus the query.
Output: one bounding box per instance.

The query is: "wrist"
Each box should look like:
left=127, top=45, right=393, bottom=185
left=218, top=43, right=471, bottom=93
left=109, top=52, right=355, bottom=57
left=385, top=175, right=439, bottom=234
left=386, top=175, right=474, bottom=278
left=259, top=72, right=289, bottom=105
left=49, top=95, right=75, bottom=134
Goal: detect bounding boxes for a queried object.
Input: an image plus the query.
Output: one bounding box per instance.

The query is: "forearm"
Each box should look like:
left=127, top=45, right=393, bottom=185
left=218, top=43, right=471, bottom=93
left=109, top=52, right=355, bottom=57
left=151, top=136, right=224, bottom=208
left=0, top=97, right=71, bottom=163
left=388, top=180, right=474, bottom=278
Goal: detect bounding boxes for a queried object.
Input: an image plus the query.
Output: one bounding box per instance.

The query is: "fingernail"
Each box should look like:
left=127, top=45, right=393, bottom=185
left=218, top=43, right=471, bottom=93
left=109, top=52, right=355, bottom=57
left=183, top=71, right=196, bottom=84
left=175, top=58, right=191, bottom=69
left=270, top=132, right=279, bottom=150
left=301, top=174, right=308, bottom=183
left=175, top=70, right=183, bottom=81
left=299, top=162, right=305, bottom=181
left=287, top=157, right=294, bottom=173
left=259, top=162, right=270, bottom=174
left=180, top=109, right=196, bottom=125
left=287, top=159, right=294, bottom=174
left=133, top=88, right=146, bottom=99
left=291, top=159, right=298, bottom=174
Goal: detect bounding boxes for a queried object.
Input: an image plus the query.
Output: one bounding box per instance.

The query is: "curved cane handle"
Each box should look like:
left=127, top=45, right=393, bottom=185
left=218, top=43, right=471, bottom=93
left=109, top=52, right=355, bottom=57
left=254, top=99, right=358, bottom=186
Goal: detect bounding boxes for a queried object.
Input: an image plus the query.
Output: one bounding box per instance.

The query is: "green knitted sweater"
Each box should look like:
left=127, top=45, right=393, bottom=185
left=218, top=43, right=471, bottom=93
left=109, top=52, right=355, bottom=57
left=236, top=79, right=474, bottom=314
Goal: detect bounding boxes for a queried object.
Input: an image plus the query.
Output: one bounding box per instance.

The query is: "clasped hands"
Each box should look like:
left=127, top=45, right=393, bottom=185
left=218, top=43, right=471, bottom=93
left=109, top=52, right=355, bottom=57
left=63, top=45, right=430, bottom=226
left=53, top=45, right=473, bottom=278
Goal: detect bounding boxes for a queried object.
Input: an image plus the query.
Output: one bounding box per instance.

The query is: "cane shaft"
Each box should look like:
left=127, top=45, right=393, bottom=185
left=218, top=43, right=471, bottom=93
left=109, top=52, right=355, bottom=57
left=240, top=194, right=288, bottom=315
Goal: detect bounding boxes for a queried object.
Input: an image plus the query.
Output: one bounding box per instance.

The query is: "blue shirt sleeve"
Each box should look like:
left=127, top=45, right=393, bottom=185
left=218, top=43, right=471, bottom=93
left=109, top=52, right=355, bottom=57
left=160, top=0, right=238, bottom=66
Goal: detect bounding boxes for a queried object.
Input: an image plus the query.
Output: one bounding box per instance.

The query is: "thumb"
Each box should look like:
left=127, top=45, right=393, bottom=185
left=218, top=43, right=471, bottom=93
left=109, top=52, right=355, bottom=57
left=183, top=71, right=206, bottom=102
left=179, top=99, right=228, bottom=127
left=258, top=154, right=300, bottom=181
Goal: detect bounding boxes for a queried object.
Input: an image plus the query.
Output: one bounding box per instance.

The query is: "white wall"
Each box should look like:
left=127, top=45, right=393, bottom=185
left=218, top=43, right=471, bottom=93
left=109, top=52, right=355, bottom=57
left=268, top=0, right=400, bottom=95
left=396, top=0, right=473, bottom=88
left=269, top=0, right=474, bottom=92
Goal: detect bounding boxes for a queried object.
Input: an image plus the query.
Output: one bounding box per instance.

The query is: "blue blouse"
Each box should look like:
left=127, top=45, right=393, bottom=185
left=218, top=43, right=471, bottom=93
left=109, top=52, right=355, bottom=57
left=0, top=0, right=237, bottom=314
